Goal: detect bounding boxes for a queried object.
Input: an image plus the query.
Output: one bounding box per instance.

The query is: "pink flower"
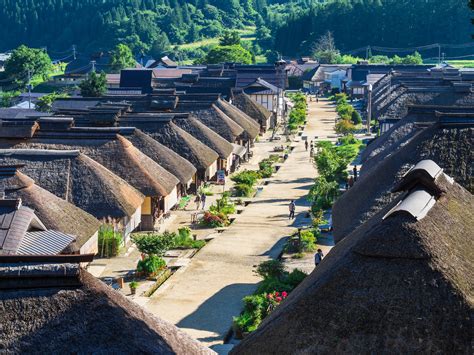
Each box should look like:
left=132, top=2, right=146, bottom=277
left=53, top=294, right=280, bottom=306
left=267, top=293, right=273, bottom=299
left=276, top=297, right=282, bottom=302
left=282, top=291, right=288, bottom=298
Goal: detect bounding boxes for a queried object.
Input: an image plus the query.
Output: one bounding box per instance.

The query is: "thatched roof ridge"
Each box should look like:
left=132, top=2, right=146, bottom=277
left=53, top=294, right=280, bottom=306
left=0, top=168, right=101, bottom=249
left=332, top=122, right=473, bottom=243
left=118, top=115, right=218, bottom=171
left=232, top=177, right=473, bottom=354
left=122, top=129, right=196, bottom=184
left=0, top=149, right=144, bottom=220
left=187, top=104, right=245, bottom=142
left=362, top=105, right=474, bottom=170
left=231, top=92, right=272, bottom=126
left=214, top=99, right=260, bottom=139
left=2, top=132, right=178, bottom=198
left=173, top=115, right=233, bottom=159
left=0, top=262, right=215, bottom=354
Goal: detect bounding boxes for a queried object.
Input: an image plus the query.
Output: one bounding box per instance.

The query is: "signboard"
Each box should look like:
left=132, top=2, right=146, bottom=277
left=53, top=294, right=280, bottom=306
left=216, top=170, right=226, bottom=185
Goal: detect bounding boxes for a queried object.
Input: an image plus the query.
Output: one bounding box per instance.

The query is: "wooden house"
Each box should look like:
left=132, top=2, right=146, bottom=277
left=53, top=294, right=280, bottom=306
left=0, top=166, right=101, bottom=254
left=0, top=148, right=143, bottom=240
left=0, top=118, right=181, bottom=233
left=0, top=255, right=215, bottom=354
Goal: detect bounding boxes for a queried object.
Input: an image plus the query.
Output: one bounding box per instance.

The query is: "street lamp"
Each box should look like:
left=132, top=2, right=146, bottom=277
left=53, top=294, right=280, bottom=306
left=365, top=83, right=373, bottom=135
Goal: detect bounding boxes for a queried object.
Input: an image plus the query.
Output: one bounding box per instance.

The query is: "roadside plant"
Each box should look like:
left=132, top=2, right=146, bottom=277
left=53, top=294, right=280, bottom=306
left=137, top=255, right=166, bottom=276
left=132, top=232, right=175, bottom=257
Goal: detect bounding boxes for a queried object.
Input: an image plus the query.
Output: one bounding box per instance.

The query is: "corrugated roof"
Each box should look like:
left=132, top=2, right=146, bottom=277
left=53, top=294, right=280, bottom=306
left=17, top=230, right=76, bottom=255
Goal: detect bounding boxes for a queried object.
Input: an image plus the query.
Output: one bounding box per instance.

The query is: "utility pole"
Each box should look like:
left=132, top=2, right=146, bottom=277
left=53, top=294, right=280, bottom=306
left=438, top=43, right=441, bottom=64
left=27, top=69, right=32, bottom=109
left=72, top=45, right=76, bottom=60
left=366, top=84, right=373, bottom=136
left=91, top=60, right=96, bottom=73
left=366, top=46, right=372, bottom=60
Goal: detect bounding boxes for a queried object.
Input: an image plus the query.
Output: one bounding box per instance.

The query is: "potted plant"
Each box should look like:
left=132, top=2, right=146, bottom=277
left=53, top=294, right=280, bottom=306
left=129, top=281, right=138, bottom=295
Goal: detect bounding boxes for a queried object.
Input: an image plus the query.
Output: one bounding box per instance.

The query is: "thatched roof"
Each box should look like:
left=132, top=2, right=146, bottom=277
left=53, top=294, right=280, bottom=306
left=332, top=119, right=473, bottom=243
left=1, top=127, right=179, bottom=198
left=118, top=114, right=219, bottom=172
left=121, top=128, right=197, bottom=185
left=177, top=102, right=245, bottom=143
left=374, top=86, right=474, bottom=122
left=0, top=149, right=144, bottom=220
left=231, top=92, right=272, bottom=127
left=232, top=175, right=473, bottom=354
left=0, top=257, right=214, bottom=354
left=0, top=167, right=101, bottom=249
left=173, top=114, right=234, bottom=159
left=214, top=99, right=260, bottom=140
left=361, top=105, right=474, bottom=176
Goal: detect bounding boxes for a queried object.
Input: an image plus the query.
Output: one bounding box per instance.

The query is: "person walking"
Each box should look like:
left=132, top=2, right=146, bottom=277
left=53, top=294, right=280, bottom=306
left=305, top=140, right=309, bottom=151
left=201, top=192, right=207, bottom=210
left=194, top=194, right=201, bottom=210
left=309, top=146, right=314, bottom=161
left=353, top=165, right=358, bottom=181
left=314, top=249, right=324, bottom=267
left=288, top=200, right=296, bottom=220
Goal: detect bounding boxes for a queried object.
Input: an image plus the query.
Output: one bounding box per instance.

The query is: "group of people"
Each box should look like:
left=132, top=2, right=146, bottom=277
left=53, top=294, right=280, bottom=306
left=305, top=139, right=315, bottom=161
left=194, top=192, right=207, bottom=210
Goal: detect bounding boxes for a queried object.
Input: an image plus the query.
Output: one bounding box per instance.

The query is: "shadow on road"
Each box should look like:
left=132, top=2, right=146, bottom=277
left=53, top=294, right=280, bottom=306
left=176, top=283, right=256, bottom=341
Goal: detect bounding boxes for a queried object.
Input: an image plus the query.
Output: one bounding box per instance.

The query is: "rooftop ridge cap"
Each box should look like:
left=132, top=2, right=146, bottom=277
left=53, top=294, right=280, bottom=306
left=0, top=149, right=81, bottom=157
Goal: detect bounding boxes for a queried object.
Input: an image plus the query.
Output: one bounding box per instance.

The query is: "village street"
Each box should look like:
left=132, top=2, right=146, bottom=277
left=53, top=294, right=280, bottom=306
left=139, top=98, right=338, bottom=350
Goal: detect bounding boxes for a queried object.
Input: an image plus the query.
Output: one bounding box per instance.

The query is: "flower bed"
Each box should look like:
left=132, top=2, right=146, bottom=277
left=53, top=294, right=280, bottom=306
left=233, top=260, right=307, bottom=337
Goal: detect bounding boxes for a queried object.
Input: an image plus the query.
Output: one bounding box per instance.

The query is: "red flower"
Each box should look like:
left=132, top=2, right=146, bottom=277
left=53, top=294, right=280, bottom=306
left=276, top=297, right=282, bottom=302
left=282, top=291, right=288, bottom=298
left=275, top=292, right=280, bottom=297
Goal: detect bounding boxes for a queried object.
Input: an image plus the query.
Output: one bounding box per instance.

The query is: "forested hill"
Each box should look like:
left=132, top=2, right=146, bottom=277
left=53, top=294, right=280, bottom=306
left=0, top=0, right=272, bottom=53
left=0, top=0, right=472, bottom=58
left=270, top=0, right=472, bottom=56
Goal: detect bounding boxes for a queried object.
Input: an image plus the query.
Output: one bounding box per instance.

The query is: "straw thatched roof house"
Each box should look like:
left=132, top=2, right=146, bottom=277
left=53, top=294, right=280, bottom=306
left=1, top=120, right=181, bottom=232
left=232, top=170, right=473, bottom=354
left=172, top=113, right=236, bottom=173
left=361, top=105, right=474, bottom=177
left=332, top=115, right=473, bottom=242
left=214, top=98, right=260, bottom=141
left=0, top=198, right=78, bottom=256
left=0, top=255, right=215, bottom=354
left=0, top=166, right=101, bottom=254
left=232, top=91, right=273, bottom=133
left=117, top=127, right=197, bottom=195
left=0, top=149, right=144, bottom=230
left=118, top=113, right=219, bottom=185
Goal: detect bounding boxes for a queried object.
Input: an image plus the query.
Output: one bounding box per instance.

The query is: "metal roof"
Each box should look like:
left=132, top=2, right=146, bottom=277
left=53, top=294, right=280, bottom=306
left=17, top=230, right=75, bottom=255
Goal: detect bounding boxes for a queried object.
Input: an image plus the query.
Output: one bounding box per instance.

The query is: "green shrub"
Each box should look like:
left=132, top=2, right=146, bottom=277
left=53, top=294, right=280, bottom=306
left=132, top=232, right=175, bottom=257
left=200, top=211, right=229, bottom=227
left=98, top=225, right=123, bottom=257
left=173, top=227, right=206, bottom=249
left=231, top=170, right=260, bottom=185
left=209, top=192, right=236, bottom=215
left=137, top=255, right=166, bottom=276
left=233, top=183, right=254, bottom=197
left=351, top=110, right=362, bottom=124
left=255, top=260, right=286, bottom=280
left=286, top=269, right=307, bottom=288
left=256, top=277, right=293, bottom=294
left=300, top=230, right=317, bottom=252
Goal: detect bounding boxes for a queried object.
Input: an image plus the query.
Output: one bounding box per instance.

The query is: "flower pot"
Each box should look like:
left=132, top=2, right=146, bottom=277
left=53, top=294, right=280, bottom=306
left=130, top=288, right=136, bottom=295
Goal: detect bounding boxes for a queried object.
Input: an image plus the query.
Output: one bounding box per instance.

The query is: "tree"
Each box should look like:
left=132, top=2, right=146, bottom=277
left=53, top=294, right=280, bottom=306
left=110, top=44, right=136, bottom=72
left=4, top=45, right=52, bottom=88
left=219, top=30, right=241, bottom=46
left=36, top=92, right=69, bottom=112
left=201, top=44, right=253, bottom=64
left=79, top=71, right=107, bottom=97
left=351, top=110, right=362, bottom=125
left=335, top=119, right=356, bottom=135
left=312, top=31, right=340, bottom=64
left=150, top=31, right=171, bottom=59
